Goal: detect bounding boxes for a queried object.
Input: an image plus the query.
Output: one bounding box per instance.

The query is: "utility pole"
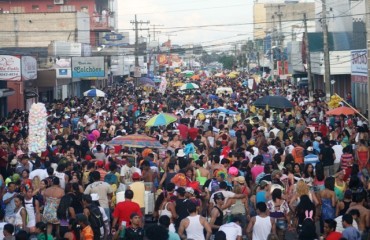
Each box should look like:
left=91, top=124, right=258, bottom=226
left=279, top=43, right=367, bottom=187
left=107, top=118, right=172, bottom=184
left=270, top=14, right=276, bottom=79
left=275, top=5, right=285, bottom=80
left=149, top=24, right=162, bottom=76
left=304, top=13, right=314, bottom=101
left=322, top=0, right=331, bottom=100
left=150, top=24, right=163, bottom=41
left=130, top=15, right=149, bottom=87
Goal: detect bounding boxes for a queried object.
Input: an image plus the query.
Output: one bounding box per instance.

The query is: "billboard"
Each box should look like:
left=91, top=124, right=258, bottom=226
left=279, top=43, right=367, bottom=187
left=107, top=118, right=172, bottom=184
left=72, top=57, right=104, bottom=78
left=0, top=55, right=21, bottom=81
left=351, top=49, right=367, bottom=77
left=55, top=58, right=72, bottom=78
left=21, top=56, right=37, bottom=80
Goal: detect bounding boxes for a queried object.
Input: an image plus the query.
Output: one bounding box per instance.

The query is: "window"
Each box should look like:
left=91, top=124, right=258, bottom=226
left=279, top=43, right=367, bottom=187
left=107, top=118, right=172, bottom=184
left=10, top=6, right=25, bottom=13
left=47, top=5, right=54, bottom=10
left=32, top=5, right=39, bottom=11
left=81, top=6, right=88, bottom=12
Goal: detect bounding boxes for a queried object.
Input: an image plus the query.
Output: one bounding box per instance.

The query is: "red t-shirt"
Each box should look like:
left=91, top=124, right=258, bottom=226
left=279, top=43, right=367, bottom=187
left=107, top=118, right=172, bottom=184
left=0, top=149, right=7, bottom=168
left=113, top=200, right=142, bottom=227
left=326, top=231, right=342, bottom=240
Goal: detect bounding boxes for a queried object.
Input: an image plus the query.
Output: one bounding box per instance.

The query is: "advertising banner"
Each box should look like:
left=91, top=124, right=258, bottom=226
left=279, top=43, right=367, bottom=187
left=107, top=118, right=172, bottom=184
left=21, top=56, right=37, bottom=80
left=0, top=55, right=21, bottom=81
left=72, top=57, right=104, bottom=78
left=55, top=58, right=72, bottom=78
left=351, top=49, right=367, bottom=77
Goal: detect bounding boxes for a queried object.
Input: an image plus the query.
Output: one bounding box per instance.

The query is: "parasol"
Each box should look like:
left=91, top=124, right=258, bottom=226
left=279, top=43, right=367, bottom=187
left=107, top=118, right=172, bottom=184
left=179, top=83, right=199, bottom=91
left=107, top=134, right=164, bottom=149
left=326, top=106, right=356, bottom=116
left=253, top=95, right=294, bottom=109
left=83, top=89, right=106, bottom=97
left=145, top=113, right=177, bottom=127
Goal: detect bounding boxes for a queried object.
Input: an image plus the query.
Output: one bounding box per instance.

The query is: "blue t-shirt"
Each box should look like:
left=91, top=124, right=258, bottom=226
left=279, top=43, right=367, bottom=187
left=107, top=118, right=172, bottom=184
left=342, top=226, right=361, bottom=240
left=3, top=192, right=16, bottom=217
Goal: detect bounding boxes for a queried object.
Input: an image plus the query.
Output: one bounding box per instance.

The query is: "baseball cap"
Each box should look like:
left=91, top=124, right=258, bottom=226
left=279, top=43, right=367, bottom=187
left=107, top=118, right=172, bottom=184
left=213, top=192, right=225, bottom=200
left=236, top=176, right=246, bottom=184
left=307, top=146, right=314, bottom=152
left=96, top=160, right=104, bottom=168
left=185, top=187, right=194, bottom=195
left=132, top=172, right=141, bottom=180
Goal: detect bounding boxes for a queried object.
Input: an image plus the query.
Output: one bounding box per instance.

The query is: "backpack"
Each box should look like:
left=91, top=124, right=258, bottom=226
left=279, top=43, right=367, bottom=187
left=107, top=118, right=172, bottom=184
left=87, top=204, right=104, bottom=240
left=210, top=179, right=219, bottom=194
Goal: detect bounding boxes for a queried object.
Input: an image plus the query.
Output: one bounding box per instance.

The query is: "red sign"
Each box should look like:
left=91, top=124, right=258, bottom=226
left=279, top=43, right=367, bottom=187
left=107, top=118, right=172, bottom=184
left=157, top=54, right=168, bottom=65
left=277, top=61, right=288, bottom=75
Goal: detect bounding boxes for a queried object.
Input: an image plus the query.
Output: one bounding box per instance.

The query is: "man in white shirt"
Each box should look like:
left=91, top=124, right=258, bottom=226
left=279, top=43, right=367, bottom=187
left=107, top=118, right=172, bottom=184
left=29, top=162, right=48, bottom=180
left=219, top=217, right=242, bottom=240
left=120, top=157, right=141, bottom=184
left=331, top=140, right=343, bottom=173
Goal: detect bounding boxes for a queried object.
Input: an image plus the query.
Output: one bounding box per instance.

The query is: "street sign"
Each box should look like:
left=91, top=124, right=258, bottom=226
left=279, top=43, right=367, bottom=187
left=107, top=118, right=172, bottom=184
left=134, top=67, right=141, bottom=78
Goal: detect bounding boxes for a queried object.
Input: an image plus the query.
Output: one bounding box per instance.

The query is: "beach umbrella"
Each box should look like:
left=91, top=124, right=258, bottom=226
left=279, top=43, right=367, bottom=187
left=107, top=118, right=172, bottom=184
left=191, top=75, right=200, bottom=80
left=145, top=113, right=177, bottom=127
left=203, top=107, right=238, bottom=115
left=326, top=106, right=356, bottom=116
left=83, top=89, right=106, bottom=97
left=173, top=82, right=184, bottom=87
left=107, top=134, right=164, bottom=149
left=179, top=83, right=199, bottom=91
left=228, top=73, right=238, bottom=79
left=181, top=70, right=194, bottom=77
left=253, top=95, right=293, bottom=109
left=138, top=77, right=155, bottom=86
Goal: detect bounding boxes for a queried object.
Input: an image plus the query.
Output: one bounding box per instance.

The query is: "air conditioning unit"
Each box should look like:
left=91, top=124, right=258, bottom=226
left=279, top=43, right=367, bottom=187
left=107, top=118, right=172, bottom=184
left=54, top=0, right=64, bottom=5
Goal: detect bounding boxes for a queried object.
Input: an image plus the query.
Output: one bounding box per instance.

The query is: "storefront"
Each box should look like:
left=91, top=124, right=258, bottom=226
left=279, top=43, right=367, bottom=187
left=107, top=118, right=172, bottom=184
left=351, top=49, right=367, bottom=113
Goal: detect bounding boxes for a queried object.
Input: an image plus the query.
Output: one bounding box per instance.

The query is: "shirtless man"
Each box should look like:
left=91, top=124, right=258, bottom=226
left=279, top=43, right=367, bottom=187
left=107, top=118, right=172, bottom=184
left=346, top=191, right=370, bottom=236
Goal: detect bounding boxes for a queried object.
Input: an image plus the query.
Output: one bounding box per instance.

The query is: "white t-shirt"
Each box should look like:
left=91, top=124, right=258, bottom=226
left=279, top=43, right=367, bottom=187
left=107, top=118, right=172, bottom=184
left=0, top=222, right=6, bottom=239
left=29, top=169, right=48, bottom=180
left=219, top=222, right=242, bottom=240
left=332, top=145, right=343, bottom=164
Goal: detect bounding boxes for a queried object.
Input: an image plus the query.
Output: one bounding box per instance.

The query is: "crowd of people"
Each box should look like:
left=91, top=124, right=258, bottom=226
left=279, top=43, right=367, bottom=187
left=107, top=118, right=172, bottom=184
left=0, top=70, right=368, bottom=240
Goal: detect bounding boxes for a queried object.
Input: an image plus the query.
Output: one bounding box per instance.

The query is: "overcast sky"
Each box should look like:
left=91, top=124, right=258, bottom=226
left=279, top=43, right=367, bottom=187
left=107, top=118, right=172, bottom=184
left=117, top=0, right=254, bottom=50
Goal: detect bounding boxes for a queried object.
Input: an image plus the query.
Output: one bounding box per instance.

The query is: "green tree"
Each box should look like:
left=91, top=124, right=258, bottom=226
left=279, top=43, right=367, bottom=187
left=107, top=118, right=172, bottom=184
left=218, top=55, right=234, bottom=69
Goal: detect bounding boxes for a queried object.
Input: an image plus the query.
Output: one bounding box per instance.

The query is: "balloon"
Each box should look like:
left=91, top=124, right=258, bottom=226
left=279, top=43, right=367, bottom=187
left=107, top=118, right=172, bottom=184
left=92, top=130, right=100, bottom=139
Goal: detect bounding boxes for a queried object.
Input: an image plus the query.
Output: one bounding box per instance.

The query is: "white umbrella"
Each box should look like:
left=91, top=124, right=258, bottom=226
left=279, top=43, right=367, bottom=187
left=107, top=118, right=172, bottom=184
left=83, top=89, right=106, bottom=97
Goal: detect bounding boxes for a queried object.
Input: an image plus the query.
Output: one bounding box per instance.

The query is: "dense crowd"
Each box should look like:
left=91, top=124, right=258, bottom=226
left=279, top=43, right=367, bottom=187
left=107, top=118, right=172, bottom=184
left=0, top=71, right=368, bottom=240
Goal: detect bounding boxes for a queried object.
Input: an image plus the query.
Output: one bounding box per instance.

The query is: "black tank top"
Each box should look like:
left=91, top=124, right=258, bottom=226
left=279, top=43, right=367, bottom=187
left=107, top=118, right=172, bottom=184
left=213, top=206, right=224, bottom=234
left=339, top=201, right=351, bottom=216
left=165, top=172, right=177, bottom=188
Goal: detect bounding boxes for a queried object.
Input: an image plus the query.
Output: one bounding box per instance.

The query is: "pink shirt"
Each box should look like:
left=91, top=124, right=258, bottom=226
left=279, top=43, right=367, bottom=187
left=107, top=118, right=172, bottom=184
left=251, top=165, right=264, bottom=181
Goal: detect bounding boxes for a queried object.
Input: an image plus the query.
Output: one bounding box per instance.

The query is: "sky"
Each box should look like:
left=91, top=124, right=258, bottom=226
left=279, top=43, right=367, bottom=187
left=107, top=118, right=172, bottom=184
left=117, top=0, right=254, bottom=50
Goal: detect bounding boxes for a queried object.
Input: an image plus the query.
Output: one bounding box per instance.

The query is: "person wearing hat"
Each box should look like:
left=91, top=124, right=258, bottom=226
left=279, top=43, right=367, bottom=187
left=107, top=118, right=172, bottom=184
left=128, top=172, right=145, bottom=211
left=304, top=146, right=319, bottom=167
left=95, top=160, right=107, bottom=181
left=210, top=192, right=225, bottom=234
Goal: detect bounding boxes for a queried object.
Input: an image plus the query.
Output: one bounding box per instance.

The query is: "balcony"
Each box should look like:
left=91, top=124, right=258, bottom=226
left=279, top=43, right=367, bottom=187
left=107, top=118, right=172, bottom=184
left=90, top=14, right=113, bottom=31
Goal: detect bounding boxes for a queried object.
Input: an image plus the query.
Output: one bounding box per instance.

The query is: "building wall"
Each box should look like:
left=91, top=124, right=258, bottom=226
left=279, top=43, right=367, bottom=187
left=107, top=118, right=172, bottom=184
left=253, top=2, right=315, bottom=40
left=0, top=0, right=96, bottom=15
left=0, top=12, right=78, bottom=47
left=315, top=0, right=352, bottom=33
